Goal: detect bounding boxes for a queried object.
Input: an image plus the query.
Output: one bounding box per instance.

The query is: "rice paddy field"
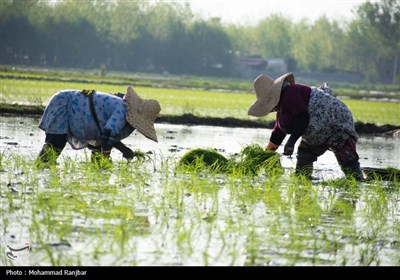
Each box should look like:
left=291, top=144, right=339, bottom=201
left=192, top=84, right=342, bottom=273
left=1, top=117, right=399, bottom=266
left=1, top=68, right=399, bottom=266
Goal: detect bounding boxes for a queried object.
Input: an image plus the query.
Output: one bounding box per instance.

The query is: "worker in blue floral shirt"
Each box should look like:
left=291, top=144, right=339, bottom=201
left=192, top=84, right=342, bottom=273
left=37, top=86, right=161, bottom=165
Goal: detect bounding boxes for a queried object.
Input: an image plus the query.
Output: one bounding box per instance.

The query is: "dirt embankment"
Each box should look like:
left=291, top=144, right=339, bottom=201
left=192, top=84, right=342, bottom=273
left=1, top=105, right=399, bottom=137
left=159, top=113, right=400, bottom=137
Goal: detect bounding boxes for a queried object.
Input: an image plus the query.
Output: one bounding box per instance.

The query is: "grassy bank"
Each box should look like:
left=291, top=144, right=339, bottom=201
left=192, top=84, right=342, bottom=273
left=1, top=68, right=399, bottom=127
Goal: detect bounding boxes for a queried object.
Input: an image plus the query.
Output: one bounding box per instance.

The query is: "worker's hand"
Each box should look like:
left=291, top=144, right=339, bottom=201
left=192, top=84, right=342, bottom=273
left=283, top=144, right=294, bottom=156
left=266, top=142, right=279, bottom=151
left=122, top=147, right=135, bottom=160
left=113, top=141, right=135, bottom=161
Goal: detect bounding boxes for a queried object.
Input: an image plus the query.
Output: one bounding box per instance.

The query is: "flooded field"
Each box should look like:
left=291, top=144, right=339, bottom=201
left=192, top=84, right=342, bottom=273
left=1, top=116, right=399, bottom=174
left=1, top=116, right=399, bottom=266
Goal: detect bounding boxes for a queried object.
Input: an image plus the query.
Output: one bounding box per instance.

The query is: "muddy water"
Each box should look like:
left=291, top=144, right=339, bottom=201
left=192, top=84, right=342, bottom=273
left=1, top=116, right=399, bottom=177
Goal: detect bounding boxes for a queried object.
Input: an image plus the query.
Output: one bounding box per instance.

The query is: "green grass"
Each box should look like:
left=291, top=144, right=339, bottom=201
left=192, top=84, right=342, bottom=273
left=0, top=66, right=254, bottom=92
left=2, top=66, right=400, bottom=95
left=0, top=77, right=262, bottom=119
left=1, top=76, right=399, bottom=125
left=344, top=99, right=400, bottom=126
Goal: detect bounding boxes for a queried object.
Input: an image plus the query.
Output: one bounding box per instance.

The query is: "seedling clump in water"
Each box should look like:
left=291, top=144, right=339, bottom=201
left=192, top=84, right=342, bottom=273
left=177, top=148, right=230, bottom=173
left=177, top=144, right=282, bottom=176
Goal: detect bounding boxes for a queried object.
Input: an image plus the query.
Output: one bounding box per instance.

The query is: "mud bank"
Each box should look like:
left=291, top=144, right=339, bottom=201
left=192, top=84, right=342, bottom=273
left=160, top=113, right=400, bottom=137
left=1, top=104, right=399, bottom=137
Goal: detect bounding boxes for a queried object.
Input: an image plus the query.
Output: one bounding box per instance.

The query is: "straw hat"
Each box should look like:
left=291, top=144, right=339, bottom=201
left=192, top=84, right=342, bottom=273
left=125, top=86, right=161, bottom=142
left=248, top=73, right=295, bottom=117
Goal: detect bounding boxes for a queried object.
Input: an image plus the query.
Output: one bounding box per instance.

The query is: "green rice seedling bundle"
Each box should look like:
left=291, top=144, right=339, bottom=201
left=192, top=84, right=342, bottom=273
left=177, top=148, right=230, bottom=173
left=177, top=144, right=282, bottom=176
left=233, top=144, right=283, bottom=176
left=363, top=167, right=400, bottom=181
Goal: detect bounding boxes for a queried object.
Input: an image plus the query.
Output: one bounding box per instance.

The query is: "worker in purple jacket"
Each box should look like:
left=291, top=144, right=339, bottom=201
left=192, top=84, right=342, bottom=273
left=248, top=73, right=364, bottom=180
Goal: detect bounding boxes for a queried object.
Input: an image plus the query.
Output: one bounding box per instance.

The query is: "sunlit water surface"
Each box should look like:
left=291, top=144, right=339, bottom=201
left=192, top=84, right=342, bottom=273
left=1, top=116, right=399, bottom=266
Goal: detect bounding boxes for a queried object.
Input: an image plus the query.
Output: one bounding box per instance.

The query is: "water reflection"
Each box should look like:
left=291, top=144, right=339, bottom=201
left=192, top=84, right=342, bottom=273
left=1, top=116, right=399, bottom=173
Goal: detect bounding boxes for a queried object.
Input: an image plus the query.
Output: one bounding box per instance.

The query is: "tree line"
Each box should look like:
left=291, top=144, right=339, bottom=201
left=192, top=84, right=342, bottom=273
left=1, top=0, right=399, bottom=84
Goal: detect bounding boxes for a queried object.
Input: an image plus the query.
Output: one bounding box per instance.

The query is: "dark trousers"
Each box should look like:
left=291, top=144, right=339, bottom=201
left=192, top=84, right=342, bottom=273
left=37, top=133, right=67, bottom=164
left=296, top=137, right=363, bottom=180
left=45, top=133, right=68, bottom=150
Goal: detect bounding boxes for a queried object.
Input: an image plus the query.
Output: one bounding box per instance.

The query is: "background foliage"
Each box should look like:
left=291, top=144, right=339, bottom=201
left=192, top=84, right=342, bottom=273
left=1, top=0, right=399, bottom=83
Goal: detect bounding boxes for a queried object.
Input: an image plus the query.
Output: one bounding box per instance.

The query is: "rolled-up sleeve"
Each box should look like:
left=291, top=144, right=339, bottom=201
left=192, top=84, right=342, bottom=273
left=102, top=109, right=126, bottom=149
left=93, top=93, right=128, bottom=150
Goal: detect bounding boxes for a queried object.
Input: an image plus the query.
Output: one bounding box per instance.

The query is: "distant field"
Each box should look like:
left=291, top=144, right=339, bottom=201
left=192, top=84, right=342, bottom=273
left=344, top=99, right=400, bottom=126
left=0, top=77, right=275, bottom=122
left=1, top=74, right=399, bottom=126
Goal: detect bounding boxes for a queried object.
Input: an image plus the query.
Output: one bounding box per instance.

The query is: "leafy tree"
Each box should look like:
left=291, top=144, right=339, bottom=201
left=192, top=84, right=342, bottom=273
left=291, top=19, right=312, bottom=71
left=345, top=18, right=384, bottom=82
left=255, top=15, right=293, bottom=59
left=33, top=1, right=103, bottom=68
left=186, top=19, right=233, bottom=75
left=0, top=0, right=48, bottom=65
left=0, top=15, right=38, bottom=64
left=144, top=2, right=191, bottom=73
left=292, top=17, right=345, bottom=72
left=225, top=24, right=258, bottom=57
left=1, top=0, right=398, bottom=82
left=356, top=0, right=400, bottom=84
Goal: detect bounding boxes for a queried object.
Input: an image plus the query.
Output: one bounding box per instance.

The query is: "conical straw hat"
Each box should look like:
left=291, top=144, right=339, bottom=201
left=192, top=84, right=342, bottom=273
left=125, top=86, right=161, bottom=142
left=248, top=73, right=295, bottom=117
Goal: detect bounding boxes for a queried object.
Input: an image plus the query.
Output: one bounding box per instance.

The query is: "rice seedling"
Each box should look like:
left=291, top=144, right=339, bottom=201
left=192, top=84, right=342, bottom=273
left=363, top=167, right=400, bottom=182
left=176, top=144, right=283, bottom=176
left=177, top=148, right=230, bottom=173
left=0, top=145, right=399, bottom=266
